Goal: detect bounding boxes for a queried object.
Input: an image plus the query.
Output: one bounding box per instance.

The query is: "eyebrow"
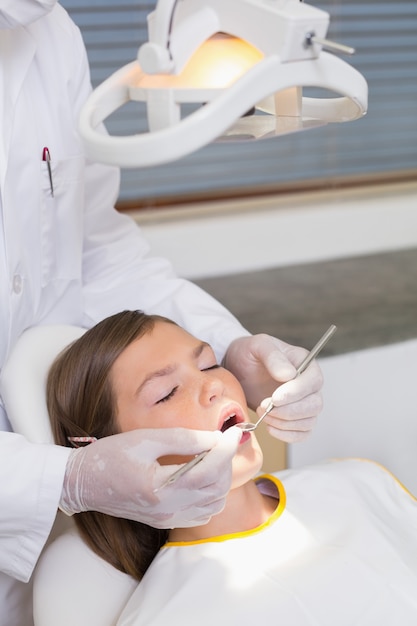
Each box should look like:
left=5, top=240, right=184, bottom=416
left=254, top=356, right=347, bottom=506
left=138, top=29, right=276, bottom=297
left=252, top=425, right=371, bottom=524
left=134, top=341, right=210, bottom=396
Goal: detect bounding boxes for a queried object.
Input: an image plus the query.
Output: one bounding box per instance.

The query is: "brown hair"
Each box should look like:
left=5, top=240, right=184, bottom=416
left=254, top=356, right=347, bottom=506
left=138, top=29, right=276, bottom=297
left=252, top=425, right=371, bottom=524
left=47, top=310, right=173, bottom=580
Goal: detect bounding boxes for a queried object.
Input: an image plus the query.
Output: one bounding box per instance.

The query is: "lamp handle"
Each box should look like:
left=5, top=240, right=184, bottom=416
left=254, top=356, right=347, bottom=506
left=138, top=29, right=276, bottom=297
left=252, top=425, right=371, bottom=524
left=79, top=52, right=367, bottom=168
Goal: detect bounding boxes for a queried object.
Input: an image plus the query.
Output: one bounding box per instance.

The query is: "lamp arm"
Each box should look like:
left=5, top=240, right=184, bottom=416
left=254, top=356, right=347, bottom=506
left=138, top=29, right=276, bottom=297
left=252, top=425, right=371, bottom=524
left=147, top=0, right=178, bottom=49
left=139, top=0, right=182, bottom=73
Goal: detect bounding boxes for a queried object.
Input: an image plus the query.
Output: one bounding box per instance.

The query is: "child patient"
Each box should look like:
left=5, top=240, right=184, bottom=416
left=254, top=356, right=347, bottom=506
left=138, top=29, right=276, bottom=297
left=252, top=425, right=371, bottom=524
left=46, top=310, right=417, bottom=626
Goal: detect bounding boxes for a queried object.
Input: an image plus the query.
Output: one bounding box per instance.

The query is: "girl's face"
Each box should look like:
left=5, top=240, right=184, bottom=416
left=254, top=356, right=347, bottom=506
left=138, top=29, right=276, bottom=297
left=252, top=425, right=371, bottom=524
left=111, top=321, right=263, bottom=488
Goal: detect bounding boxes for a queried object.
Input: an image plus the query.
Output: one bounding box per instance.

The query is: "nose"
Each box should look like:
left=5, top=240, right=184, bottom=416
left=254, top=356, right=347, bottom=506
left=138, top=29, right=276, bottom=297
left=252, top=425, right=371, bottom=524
left=199, top=373, right=225, bottom=406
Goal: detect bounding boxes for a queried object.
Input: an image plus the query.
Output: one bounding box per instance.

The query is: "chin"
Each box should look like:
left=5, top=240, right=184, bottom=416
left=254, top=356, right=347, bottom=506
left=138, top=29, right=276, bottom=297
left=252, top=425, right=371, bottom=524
left=231, top=435, right=264, bottom=489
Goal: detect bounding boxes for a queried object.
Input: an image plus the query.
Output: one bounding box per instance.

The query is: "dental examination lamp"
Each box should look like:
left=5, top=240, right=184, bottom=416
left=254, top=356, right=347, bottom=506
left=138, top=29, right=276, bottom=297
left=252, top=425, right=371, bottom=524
left=79, top=0, right=368, bottom=168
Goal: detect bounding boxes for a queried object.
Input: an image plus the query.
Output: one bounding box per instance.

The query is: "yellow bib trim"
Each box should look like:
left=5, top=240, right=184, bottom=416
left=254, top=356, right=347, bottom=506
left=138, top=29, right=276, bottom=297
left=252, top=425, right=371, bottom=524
left=165, top=474, right=286, bottom=547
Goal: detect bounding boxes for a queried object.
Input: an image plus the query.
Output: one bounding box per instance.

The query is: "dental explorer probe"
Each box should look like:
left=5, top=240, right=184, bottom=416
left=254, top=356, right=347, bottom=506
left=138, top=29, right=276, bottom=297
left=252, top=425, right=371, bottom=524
left=154, top=324, right=336, bottom=492
left=237, top=324, right=337, bottom=432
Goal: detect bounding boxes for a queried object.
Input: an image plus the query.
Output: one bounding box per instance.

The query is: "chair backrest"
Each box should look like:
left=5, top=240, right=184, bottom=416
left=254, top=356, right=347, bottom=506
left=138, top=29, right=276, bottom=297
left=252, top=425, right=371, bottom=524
left=0, top=325, right=86, bottom=442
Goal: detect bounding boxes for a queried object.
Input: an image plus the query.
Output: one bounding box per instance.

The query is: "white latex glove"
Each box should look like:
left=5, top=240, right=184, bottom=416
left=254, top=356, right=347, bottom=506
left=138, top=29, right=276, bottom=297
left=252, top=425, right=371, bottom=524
left=60, top=426, right=241, bottom=528
left=223, top=334, right=323, bottom=442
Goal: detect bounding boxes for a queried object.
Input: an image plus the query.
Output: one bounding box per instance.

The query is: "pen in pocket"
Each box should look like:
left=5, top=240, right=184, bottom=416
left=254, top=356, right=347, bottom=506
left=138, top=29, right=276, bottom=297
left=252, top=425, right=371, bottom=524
left=42, top=147, right=54, bottom=197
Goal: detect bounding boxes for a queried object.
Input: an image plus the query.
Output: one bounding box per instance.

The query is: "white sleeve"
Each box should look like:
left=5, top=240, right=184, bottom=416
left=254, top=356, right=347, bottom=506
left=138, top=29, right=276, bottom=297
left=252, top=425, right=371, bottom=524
left=0, top=431, right=71, bottom=581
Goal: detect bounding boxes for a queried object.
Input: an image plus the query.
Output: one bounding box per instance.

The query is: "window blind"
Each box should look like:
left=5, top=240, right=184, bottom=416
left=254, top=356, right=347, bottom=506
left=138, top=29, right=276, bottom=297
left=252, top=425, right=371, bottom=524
left=61, top=0, right=417, bottom=205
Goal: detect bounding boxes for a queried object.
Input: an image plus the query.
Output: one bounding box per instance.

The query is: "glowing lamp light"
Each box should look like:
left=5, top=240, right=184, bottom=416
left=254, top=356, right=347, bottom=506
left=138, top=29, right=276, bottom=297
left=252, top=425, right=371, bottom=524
left=134, top=34, right=263, bottom=92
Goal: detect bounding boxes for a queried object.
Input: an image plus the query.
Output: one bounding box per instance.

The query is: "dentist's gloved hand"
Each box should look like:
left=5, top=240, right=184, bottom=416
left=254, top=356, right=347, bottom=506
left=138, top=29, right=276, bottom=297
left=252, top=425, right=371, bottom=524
left=223, top=334, right=323, bottom=442
left=60, top=426, right=241, bottom=528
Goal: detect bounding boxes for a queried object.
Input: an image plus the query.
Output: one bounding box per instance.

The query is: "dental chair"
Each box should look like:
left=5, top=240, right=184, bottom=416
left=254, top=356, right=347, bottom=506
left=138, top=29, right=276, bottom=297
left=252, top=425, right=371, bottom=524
left=0, top=325, right=138, bottom=626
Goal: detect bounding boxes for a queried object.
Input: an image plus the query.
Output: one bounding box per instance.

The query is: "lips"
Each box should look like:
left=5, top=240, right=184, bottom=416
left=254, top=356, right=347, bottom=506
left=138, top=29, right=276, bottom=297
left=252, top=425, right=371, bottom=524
left=219, top=405, right=244, bottom=432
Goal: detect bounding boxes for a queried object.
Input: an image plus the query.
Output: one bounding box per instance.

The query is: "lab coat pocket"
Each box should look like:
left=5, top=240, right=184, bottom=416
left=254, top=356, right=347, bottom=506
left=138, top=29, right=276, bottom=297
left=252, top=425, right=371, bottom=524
left=40, top=155, right=84, bottom=286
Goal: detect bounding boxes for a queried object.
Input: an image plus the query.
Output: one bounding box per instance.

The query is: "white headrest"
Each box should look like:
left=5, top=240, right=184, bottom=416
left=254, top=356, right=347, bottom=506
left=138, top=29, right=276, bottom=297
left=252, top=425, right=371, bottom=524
left=0, top=325, right=86, bottom=443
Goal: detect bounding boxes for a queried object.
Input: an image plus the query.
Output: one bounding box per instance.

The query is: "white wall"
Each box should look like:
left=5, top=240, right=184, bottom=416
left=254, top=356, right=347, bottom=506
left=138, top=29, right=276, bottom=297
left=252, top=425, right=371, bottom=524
left=133, top=181, right=417, bottom=279
left=288, top=340, right=417, bottom=495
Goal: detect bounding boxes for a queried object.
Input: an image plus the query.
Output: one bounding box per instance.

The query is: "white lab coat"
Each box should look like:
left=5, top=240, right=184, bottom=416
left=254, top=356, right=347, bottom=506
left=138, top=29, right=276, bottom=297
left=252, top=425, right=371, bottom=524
left=0, top=3, right=248, bottom=624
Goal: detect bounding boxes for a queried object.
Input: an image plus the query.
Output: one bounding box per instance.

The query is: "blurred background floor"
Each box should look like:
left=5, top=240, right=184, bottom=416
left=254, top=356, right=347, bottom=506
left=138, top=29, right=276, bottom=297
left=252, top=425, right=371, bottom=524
left=195, top=246, right=417, bottom=356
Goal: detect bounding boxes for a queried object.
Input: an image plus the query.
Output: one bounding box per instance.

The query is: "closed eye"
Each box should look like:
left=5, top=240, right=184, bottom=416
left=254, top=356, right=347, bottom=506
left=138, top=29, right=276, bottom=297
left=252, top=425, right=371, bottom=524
left=201, top=364, right=220, bottom=371
left=156, top=386, right=178, bottom=404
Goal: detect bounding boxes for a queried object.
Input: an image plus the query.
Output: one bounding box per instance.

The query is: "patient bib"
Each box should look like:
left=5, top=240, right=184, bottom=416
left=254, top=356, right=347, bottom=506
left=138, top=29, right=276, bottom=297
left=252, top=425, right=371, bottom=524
left=117, top=459, right=417, bottom=626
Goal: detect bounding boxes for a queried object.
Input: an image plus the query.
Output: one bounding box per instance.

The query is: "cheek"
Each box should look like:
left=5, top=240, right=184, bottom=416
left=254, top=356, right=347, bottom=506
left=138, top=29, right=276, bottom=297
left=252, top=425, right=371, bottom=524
left=224, top=373, right=247, bottom=406
left=115, top=404, right=154, bottom=432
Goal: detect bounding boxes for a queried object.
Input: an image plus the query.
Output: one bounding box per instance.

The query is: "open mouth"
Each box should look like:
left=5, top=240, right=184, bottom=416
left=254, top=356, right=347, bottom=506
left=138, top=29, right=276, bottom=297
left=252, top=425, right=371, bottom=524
left=220, top=413, right=239, bottom=432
